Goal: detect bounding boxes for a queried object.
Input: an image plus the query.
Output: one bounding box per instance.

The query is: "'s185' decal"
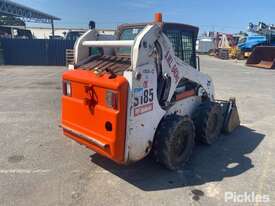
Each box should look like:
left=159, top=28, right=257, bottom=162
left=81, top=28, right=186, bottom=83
left=134, top=88, right=153, bottom=107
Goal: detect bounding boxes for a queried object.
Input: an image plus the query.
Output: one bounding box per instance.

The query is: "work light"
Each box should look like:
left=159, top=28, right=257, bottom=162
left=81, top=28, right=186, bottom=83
left=105, top=90, right=118, bottom=110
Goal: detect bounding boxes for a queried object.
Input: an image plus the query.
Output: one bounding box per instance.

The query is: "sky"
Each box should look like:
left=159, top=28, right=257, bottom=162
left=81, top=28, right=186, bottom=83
left=13, top=0, right=275, bottom=34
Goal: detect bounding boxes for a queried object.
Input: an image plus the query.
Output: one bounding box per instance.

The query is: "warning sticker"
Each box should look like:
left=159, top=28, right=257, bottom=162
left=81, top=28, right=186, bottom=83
left=134, top=103, right=153, bottom=116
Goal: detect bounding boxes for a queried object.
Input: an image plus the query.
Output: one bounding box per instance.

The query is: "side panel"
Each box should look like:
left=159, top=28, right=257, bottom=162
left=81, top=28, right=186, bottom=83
left=124, top=65, right=166, bottom=162
left=124, top=25, right=166, bottom=162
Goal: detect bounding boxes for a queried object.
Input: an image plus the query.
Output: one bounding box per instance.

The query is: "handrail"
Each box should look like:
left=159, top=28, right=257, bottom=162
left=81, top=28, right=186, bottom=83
left=82, top=40, right=134, bottom=48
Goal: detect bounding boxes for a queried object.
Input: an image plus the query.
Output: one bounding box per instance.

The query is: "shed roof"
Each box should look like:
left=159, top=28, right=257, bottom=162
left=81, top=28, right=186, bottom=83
left=0, top=0, right=60, bottom=23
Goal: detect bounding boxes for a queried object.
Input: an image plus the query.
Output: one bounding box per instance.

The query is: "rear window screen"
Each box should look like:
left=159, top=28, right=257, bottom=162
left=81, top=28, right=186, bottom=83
left=117, top=28, right=143, bottom=55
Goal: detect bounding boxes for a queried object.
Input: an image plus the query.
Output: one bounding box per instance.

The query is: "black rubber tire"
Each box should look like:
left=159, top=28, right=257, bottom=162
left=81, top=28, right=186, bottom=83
left=193, top=102, right=223, bottom=145
left=237, top=51, right=245, bottom=60
left=153, top=115, right=195, bottom=170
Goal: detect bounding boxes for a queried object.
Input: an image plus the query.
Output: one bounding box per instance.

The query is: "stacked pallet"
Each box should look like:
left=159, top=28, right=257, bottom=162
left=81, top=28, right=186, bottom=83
left=218, top=48, right=229, bottom=60
left=66, top=49, right=74, bottom=65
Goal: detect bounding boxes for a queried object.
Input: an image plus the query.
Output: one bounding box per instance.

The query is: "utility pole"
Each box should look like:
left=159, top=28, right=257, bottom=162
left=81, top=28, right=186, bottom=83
left=51, top=19, right=55, bottom=38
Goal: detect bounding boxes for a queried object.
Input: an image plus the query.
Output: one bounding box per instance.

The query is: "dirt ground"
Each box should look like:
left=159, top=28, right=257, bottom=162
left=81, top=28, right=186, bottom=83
left=0, top=56, right=274, bottom=206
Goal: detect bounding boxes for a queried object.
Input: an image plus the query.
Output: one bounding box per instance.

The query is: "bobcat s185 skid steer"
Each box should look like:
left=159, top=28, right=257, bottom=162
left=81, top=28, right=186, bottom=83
left=61, top=13, right=240, bottom=170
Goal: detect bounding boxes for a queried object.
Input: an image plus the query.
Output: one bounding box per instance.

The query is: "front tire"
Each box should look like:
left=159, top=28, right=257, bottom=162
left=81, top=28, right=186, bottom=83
left=193, top=102, right=223, bottom=144
left=153, top=115, right=195, bottom=170
left=237, top=50, right=245, bottom=60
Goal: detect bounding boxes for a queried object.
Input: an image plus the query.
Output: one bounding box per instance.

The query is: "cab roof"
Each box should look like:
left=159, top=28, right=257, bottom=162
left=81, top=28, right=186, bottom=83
left=117, top=22, right=199, bottom=37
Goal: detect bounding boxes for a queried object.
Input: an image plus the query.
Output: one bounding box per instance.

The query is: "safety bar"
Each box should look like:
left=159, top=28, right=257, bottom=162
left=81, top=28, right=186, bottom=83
left=82, top=40, right=134, bottom=48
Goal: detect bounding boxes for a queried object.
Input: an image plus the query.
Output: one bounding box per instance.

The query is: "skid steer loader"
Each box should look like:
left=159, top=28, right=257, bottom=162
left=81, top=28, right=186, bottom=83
left=61, top=13, right=240, bottom=170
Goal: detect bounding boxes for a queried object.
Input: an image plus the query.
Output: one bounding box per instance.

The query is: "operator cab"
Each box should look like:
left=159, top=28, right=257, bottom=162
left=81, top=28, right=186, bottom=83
left=116, top=18, right=200, bottom=106
left=117, top=21, right=198, bottom=68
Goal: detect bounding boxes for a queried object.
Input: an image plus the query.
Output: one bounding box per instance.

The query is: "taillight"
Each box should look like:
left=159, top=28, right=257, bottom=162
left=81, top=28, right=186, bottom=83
left=105, top=90, right=118, bottom=110
left=63, top=80, right=72, bottom=96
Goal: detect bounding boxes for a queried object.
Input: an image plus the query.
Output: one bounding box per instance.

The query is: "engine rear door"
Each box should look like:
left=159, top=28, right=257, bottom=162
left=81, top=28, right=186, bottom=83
left=61, top=69, right=128, bottom=163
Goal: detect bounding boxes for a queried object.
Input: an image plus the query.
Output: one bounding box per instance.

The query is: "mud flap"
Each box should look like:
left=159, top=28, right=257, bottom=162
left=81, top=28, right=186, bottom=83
left=217, top=98, right=240, bottom=134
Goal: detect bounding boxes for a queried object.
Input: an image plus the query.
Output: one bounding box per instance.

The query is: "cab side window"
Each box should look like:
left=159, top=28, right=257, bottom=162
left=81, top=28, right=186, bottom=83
left=165, top=30, right=196, bottom=68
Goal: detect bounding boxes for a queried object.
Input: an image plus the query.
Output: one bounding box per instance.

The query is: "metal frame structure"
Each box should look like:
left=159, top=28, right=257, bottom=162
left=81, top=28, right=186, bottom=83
left=0, top=0, right=60, bottom=36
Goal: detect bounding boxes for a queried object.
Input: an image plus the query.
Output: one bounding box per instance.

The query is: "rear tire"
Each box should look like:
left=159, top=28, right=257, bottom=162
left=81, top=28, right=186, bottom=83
left=193, top=102, right=223, bottom=144
left=237, top=50, right=245, bottom=60
left=153, top=115, right=195, bottom=170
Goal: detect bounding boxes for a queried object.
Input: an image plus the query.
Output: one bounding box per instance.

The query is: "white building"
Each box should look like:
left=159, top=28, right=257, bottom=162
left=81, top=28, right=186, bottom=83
left=27, top=27, right=115, bottom=39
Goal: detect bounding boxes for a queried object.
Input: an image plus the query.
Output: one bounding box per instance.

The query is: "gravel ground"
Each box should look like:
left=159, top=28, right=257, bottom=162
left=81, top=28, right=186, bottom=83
left=0, top=56, right=274, bottom=206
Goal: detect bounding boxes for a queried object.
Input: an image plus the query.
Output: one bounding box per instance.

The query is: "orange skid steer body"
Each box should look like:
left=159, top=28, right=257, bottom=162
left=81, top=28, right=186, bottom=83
left=62, top=70, right=128, bottom=163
